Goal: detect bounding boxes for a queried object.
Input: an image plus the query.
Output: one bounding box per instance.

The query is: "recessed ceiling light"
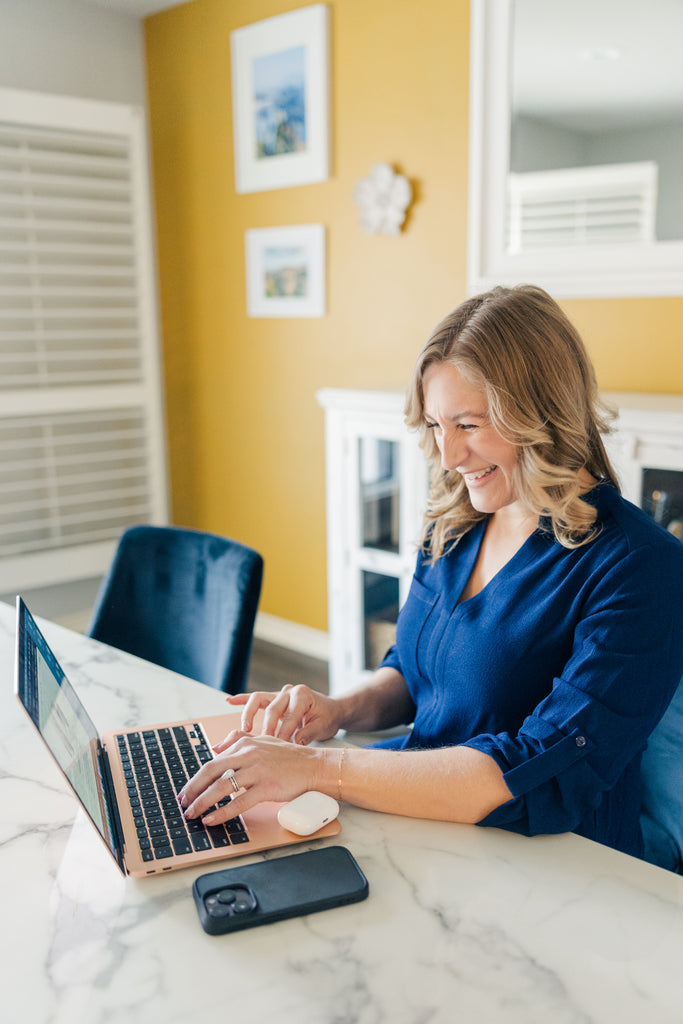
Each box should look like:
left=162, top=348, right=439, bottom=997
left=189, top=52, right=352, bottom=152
left=579, top=45, right=622, bottom=62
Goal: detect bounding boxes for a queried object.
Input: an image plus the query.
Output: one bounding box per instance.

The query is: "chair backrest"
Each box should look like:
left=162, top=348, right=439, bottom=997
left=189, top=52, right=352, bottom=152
left=87, top=525, right=263, bottom=694
left=640, top=675, right=683, bottom=873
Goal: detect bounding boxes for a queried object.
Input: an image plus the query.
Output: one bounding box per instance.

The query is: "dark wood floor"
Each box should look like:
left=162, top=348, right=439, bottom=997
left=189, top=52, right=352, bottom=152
left=246, top=637, right=329, bottom=695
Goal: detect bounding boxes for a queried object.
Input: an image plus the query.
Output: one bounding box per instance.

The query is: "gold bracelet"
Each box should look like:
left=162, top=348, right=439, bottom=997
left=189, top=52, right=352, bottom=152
left=337, top=747, right=346, bottom=803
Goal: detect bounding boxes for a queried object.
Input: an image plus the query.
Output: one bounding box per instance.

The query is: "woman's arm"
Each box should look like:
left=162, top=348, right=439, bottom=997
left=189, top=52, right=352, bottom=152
left=318, top=742, right=513, bottom=823
left=225, top=665, right=416, bottom=745
left=178, top=734, right=513, bottom=827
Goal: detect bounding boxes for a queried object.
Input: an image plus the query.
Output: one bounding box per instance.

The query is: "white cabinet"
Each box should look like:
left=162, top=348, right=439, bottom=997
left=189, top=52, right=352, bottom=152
left=317, top=389, right=428, bottom=696
left=604, top=393, right=683, bottom=537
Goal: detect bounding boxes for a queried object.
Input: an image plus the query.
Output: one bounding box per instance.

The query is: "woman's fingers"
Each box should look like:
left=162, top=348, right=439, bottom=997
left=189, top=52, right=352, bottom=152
left=227, top=689, right=285, bottom=734
left=178, top=734, right=322, bottom=825
left=226, top=684, right=315, bottom=741
left=212, top=727, right=245, bottom=753
left=260, top=685, right=296, bottom=736
left=198, top=778, right=268, bottom=826
left=225, top=684, right=341, bottom=744
left=270, top=685, right=320, bottom=742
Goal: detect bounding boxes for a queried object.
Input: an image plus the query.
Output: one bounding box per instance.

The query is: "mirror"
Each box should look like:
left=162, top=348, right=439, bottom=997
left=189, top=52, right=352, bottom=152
left=468, top=0, right=683, bottom=297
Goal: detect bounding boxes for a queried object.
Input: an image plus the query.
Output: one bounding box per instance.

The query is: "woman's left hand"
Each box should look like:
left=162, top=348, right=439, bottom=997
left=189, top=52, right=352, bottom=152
left=177, top=732, right=328, bottom=826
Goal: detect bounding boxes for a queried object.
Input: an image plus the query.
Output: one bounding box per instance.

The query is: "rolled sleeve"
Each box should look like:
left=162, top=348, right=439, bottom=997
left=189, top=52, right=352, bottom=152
left=464, top=711, right=602, bottom=835
left=465, top=542, right=683, bottom=840
left=379, top=644, right=402, bottom=674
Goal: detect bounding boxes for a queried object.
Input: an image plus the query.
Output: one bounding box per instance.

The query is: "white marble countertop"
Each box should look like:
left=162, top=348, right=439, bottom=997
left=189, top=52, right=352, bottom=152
left=2, top=601, right=682, bottom=1024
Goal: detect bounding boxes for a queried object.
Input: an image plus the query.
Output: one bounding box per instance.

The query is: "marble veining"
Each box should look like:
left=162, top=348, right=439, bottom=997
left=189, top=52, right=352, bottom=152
left=1, top=602, right=681, bottom=1024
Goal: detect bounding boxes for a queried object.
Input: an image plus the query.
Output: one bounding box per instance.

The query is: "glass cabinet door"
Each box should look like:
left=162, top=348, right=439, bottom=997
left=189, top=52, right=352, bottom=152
left=352, top=426, right=425, bottom=678
left=361, top=569, right=400, bottom=671
left=641, top=468, right=683, bottom=538
left=359, top=438, right=400, bottom=554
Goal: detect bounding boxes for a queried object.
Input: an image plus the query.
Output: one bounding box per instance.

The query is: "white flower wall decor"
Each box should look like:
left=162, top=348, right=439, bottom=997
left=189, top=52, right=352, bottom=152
left=353, top=162, right=413, bottom=236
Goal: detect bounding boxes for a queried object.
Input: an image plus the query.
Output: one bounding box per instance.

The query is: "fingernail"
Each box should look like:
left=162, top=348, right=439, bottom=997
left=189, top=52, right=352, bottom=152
left=203, top=814, right=215, bottom=825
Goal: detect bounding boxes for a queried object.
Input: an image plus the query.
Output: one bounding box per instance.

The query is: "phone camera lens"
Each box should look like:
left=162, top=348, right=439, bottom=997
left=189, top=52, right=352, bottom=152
left=206, top=901, right=231, bottom=918
left=216, top=888, right=237, bottom=905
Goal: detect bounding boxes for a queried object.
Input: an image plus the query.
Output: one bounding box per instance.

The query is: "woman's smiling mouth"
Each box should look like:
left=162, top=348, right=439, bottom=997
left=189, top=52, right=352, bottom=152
left=463, top=465, right=497, bottom=485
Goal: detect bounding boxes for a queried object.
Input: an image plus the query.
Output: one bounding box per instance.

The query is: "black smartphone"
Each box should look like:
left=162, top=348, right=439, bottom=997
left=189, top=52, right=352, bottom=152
left=192, top=845, right=369, bottom=935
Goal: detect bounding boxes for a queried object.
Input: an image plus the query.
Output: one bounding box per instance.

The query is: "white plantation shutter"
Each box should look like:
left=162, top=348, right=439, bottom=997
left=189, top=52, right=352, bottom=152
left=0, top=88, right=168, bottom=592
left=507, top=162, right=658, bottom=252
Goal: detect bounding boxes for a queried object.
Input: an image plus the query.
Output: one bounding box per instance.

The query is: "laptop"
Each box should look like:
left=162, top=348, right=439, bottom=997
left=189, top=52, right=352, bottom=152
left=14, top=597, right=341, bottom=878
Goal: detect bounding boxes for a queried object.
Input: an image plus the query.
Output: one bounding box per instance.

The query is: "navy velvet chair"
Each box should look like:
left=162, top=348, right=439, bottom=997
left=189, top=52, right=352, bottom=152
left=639, top=675, right=683, bottom=874
left=87, top=525, right=263, bottom=694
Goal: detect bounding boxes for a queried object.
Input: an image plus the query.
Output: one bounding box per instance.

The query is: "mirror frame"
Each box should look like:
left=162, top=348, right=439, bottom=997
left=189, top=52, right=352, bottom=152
left=467, top=0, right=683, bottom=298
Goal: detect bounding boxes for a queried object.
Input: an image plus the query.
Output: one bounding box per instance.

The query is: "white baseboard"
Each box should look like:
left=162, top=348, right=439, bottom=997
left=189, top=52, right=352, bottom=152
left=254, top=612, right=329, bottom=662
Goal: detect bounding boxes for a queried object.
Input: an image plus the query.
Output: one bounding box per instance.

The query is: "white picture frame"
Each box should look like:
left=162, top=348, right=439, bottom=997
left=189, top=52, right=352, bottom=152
left=230, top=4, right=330, bottom=194
left=245, top=224, right=326, bottom=318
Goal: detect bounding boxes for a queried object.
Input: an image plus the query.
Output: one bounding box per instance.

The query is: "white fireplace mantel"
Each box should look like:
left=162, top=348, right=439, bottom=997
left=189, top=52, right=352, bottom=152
left=603, top=392, right=683, bottom=508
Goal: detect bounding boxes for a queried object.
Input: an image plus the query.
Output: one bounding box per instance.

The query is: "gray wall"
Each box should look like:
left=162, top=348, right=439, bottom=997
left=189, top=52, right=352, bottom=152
left=0, top=0, right=146, bottom=105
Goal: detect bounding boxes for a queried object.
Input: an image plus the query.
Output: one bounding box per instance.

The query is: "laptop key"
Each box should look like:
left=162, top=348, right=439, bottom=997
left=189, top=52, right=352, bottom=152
left=190, top=832, right=211, bottom=852
left=155, top=846, right=174, bottom=859
left=186, top=819, right=206, bottom=833
left=225, top=818, right=246, bottom=834
left=172, top=837, right=192, bottom=856
left=229, top=831, right=250, bottom=844
left=207, top=826, right=230, bottom=848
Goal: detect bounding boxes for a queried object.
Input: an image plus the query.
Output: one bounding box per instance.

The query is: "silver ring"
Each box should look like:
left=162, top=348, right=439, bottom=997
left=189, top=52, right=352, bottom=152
left=223, top=767, right=240, bottom=793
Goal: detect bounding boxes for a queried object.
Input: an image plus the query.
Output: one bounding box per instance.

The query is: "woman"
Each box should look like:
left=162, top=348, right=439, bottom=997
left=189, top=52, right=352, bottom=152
left=179, top=285, right=683, bottom=860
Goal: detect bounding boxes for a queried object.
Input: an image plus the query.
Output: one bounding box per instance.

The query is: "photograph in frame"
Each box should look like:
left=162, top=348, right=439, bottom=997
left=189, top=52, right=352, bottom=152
left=245, top=224, right=326, bottom=318
left=230, top=4, right=330, bottom=193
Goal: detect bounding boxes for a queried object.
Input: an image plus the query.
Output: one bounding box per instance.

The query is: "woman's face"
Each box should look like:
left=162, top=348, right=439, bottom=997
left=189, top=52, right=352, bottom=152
left=422, top=361, right=520, bottom=516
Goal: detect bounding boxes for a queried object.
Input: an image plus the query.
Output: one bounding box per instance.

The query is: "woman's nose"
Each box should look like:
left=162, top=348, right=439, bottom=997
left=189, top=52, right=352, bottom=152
left=440, top=430, right=466, bottom=471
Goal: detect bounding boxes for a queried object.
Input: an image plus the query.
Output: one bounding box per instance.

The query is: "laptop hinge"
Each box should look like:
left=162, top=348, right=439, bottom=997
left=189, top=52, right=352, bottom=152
left=98, top=740, right=127, bottom=875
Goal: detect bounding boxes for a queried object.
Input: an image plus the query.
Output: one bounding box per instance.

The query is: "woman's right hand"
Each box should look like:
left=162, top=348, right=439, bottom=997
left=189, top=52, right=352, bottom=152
left=225, top=684, right=344, bottom=746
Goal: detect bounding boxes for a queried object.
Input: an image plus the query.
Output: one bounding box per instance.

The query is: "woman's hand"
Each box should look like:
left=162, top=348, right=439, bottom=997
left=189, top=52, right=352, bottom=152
left=225, top=683, right=344, bottom=745
left=177, top=732, right=330, bottom=826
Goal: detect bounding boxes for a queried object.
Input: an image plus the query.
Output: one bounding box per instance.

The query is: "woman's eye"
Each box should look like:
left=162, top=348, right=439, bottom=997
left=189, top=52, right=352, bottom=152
left=460, top=423, right=478, bottom=431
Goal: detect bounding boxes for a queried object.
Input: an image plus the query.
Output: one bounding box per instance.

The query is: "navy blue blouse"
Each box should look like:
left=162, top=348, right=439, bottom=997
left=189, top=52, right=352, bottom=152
left=376, top=483, right=683, bottom=859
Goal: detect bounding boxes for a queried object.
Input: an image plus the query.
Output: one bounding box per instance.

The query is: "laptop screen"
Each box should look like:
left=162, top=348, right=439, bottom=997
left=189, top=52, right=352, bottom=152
left=15, top=598, right=116, bottom=855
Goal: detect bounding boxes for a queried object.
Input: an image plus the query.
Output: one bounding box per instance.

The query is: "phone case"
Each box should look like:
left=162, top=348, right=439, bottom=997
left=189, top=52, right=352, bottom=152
left=192, top=845, right=369, bottom=935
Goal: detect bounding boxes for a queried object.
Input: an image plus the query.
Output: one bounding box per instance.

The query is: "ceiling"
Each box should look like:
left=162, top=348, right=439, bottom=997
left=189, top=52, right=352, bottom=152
left=77, top=0, right=187, bottom=16
left=513, top=0, right=683, bottom=131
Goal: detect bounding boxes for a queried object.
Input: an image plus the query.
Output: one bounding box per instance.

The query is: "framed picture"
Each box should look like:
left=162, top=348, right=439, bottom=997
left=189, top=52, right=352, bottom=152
left=230, top=4, right=330, bottom=194
left=245, top=224, right=326, bottom=318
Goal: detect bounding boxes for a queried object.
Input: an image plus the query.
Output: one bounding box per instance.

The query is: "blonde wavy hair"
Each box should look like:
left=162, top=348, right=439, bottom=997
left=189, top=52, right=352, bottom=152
left=405, top=285, right=619, bottom=560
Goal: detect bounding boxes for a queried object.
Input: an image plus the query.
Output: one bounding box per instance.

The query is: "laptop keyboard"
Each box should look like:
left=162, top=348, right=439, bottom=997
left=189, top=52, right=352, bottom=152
left=115, top=723, right=250, bottom=863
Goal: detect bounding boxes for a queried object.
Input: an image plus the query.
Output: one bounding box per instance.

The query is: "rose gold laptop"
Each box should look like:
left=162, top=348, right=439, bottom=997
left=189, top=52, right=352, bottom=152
left=14, top=598, right=340, bottom=878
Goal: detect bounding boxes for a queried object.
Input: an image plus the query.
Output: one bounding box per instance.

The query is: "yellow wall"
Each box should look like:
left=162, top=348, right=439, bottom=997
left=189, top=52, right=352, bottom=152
left=145, top=0, right=683, bottom=633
